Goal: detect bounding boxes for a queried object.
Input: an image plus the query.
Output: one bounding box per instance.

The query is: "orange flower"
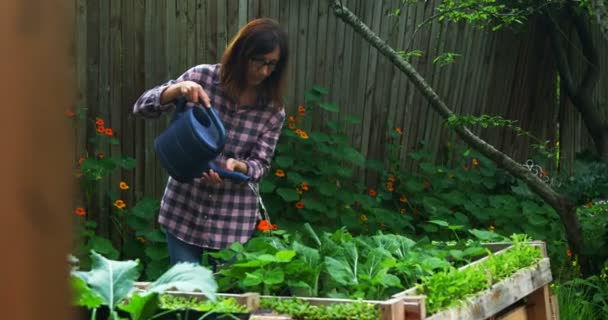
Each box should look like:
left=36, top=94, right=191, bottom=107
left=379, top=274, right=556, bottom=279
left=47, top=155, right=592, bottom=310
left=567, top=249, right=572, bottom=258
left=275, top=169, right=285, bottom=177
left=395, top=127, right=403, bottom=135
left=97, top=126, right=105, bottom=133
left=387, top=176, right=396, bottom=183
left=295, top=129, right=304, bottom=135
left=136, top=237, right=146, bottom=244
left=400, top=208, right=406, bottom=214
left=74, top=207, right=86, bottom=216
left=301, top=182, right=309, bottom=191
left=299, top=130, right=309, bottom=139
left=472, top=158, right=479, bottom=166
left=78, top=157, right=85, bottom=165
left=271, top=224, right=278, bottom=231
left=379, top=223, right=386, bottom=229
left=360, top=214, right=368, bottom=222
left=540, top=170, right=547, bottom=177
left=257, top=219, right=271, bottom=231
left=96, top=118, right=104, bottom=126
left=288, top=123, right=296, bottom=130
left=114, top=199, right=126, bottom=209
left=489, top=224, right=495, bottom=232
left=585, top=202, right=593, bottom=208
left=399, top=195, right=408, bottom=203
left=298, top=105, right=306, bottom=115
left=105, top=128, right=113, bottom=136
left=288, top=116, right=297, bottom=123
left=296, top=188, right=303, bottom=195
left=386, top=182, right=394, bottom=192
left=98, top=153, right=105, bottom=159
left=66, top=109, right=76, bottom=118
left=369, top=189, right=377, bottom=197
left=119, top=181, right=129, bottom=190
left=295, top=201, right=304, bottom=209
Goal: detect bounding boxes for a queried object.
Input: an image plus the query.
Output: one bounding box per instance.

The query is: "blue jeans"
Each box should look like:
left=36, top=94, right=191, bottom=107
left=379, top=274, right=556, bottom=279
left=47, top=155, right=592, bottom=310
left=166, top=232, right=219, bottom=270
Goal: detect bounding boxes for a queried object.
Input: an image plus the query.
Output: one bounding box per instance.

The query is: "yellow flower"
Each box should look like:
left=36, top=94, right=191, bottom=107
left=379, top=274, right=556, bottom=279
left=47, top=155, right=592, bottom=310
left=114, top=200, right=126, bottom=210
left=119, top=181, right=129, bottom=190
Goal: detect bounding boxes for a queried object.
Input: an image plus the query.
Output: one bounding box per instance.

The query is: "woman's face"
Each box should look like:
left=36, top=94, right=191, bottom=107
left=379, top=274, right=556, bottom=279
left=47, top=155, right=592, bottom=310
left=246, top=46, right=280, bottom=87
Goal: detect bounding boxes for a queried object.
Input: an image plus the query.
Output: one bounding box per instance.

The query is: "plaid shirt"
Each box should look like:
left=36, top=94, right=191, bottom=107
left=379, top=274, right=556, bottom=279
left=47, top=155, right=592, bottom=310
left=133, top=64, right=285, bottom=249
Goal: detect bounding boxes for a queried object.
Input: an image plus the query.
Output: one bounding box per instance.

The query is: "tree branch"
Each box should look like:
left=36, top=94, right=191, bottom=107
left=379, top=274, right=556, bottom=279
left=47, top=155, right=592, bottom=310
left=328, top=0, right=589, bottom=273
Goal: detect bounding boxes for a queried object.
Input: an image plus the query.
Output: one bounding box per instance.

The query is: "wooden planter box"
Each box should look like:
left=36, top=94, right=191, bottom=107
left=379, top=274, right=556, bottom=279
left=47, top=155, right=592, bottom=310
left=134, top=241, right=555, bottom=320
left=393, top=241, right=555, bottom=320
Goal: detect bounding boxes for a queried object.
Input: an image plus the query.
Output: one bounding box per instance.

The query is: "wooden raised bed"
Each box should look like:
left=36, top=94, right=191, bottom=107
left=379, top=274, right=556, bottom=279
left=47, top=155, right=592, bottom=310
left=394, top=241, right=554, bottom=320
left=134, top=241, right=555, bottom=320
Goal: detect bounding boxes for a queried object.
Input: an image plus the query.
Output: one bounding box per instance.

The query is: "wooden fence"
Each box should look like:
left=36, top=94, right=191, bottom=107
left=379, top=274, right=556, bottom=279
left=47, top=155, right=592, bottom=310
left=74, top=0, right=605, bottom=237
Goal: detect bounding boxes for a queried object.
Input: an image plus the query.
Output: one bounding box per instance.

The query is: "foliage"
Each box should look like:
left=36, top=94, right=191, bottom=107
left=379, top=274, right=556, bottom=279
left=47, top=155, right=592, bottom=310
left=157, top=295, right=249, bottom=319
left=213, top=224, right=506, bottom=300
left=69, top=110, right=169, bottom=279
left=260, top=297, right=380, bottom=320
left=71, top=251, right=217, bottom=320
left=417, top=234, right=543, bottom=314
left=554, top=263, right=608, bottom=320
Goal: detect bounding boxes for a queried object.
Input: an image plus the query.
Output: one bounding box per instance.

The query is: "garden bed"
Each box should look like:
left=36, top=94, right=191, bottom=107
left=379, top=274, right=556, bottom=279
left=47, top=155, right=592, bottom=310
left=134, top=241, right=553, bottom=320
left=394, top=241, right=554, bottom=320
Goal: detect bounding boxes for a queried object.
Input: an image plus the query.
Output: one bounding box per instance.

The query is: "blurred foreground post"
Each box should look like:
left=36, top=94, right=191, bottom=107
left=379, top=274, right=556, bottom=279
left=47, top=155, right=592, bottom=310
left=0, top=1, right=74, bottom=319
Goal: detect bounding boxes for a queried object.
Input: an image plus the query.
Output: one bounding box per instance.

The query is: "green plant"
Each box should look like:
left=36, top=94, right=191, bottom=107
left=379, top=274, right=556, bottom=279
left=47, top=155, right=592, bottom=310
left=71, top=251, right=217, bottom=320
left=70, top=111, right=168, bottom=279
left=260, top=298, right=380, bottom=320
left=417, top=235, right=543, bottom=314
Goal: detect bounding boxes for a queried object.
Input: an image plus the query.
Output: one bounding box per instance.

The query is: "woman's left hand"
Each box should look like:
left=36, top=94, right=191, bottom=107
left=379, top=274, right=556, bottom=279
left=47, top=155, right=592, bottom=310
left=226, top=158, right=247, bottom=173
left=201, top=169, right=222, bottom=184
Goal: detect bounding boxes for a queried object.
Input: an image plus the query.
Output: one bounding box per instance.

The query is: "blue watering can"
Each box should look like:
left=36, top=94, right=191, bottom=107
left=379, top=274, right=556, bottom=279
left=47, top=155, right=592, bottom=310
left=154, top=97, right=250, bottom=183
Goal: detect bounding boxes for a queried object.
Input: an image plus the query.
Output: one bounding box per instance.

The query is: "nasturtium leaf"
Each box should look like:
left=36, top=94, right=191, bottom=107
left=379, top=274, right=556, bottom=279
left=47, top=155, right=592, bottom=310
left=276, top=188, right=300, bottom=202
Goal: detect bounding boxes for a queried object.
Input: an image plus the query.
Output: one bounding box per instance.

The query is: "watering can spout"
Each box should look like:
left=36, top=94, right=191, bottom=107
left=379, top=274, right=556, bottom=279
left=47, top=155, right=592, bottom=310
left=154, top=97, right=250, bottom=183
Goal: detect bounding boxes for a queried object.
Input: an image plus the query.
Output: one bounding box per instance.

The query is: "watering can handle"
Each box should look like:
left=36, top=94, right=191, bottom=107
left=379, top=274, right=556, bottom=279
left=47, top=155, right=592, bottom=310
left=208, top=161, right=250, bottom=182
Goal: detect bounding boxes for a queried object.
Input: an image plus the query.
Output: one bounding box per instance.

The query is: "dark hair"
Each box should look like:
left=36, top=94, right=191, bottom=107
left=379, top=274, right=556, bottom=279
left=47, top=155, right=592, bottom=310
left=220, top=18, right=288, bottom=109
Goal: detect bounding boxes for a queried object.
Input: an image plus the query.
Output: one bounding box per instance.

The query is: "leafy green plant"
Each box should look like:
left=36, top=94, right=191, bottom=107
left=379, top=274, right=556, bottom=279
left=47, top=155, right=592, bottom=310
left=260, top=298, right=380, bottom=320
left=417, top=235, right=543, bottom=314
left=554, top=264, right=608, bottom=320
left=71, top=251, right=217, bottom=320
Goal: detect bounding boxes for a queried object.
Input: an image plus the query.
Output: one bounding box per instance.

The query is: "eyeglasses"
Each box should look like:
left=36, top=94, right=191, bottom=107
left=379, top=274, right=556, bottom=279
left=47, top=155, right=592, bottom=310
left=250, top=57, right=278, bottom=71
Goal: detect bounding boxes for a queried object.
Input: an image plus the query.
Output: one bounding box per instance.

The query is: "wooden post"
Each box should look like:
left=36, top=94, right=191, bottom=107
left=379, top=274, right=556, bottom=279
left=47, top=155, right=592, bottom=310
left=378, top=297, right=405, bottom=320
left=0, top=1, right=74, bottom=320
left=525, top=285, right=551, bottom=320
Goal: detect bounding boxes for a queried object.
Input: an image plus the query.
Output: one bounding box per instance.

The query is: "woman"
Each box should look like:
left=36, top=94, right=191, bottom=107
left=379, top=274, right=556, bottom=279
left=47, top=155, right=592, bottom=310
left=133, top=18, right=288, bottom=266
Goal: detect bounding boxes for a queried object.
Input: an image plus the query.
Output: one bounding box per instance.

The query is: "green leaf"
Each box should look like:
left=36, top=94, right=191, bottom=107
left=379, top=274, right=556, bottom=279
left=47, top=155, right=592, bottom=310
left=70, top=275, right=104, bottom=308
left=118, top=292, right=159, bottom=320
left=429, top=220, right=450, bottom=227
left=264, top=268, right=285, bottom=285
left=145, top=245, right=170, bottom=261
left=260, top=180, right=275, bottom=193
left=73, top=251, right=140, bottom=311
left=117, top=156, right=137, bottom=169
left=275, top=250, right=297, bottom=262
left=276, top=188, right=300, bottom=202
left=275, top=156, right=294, bottom=167
left=88, top=236, right=120, bottom=259
left=147, top=263, right=217, bottom=301
left=319, top=102, right=339, bottom=113
left=469, top=229, right=508, bottom=242
left=243, top=270, right=264, bottom=287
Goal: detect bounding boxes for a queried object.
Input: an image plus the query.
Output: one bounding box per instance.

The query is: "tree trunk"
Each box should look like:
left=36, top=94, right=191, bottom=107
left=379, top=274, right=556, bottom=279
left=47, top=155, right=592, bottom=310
left=328, top=0, right=593, bottom=275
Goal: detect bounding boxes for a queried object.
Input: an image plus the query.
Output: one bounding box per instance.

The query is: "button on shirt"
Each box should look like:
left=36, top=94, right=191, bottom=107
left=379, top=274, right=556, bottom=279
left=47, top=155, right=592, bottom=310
left=133, top=64, right=285, bottom=249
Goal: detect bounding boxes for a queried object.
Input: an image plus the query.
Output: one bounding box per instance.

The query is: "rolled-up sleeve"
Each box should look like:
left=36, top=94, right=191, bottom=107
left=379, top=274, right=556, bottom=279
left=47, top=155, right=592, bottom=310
left=132, top=65, right=208, bottom=118
left=244, top=109, right=285, bottom=182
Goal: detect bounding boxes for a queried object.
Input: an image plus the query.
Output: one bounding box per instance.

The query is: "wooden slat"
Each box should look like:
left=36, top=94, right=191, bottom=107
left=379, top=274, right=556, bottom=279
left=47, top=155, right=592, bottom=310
left=497, top=305, right=528, bottom=320
left=525, top=286, right=551, bottom=320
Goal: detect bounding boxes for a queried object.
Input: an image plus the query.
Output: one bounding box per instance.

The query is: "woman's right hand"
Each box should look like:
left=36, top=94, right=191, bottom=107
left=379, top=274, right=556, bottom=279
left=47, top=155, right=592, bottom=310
left=161, top=80, right=211, bottom=108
